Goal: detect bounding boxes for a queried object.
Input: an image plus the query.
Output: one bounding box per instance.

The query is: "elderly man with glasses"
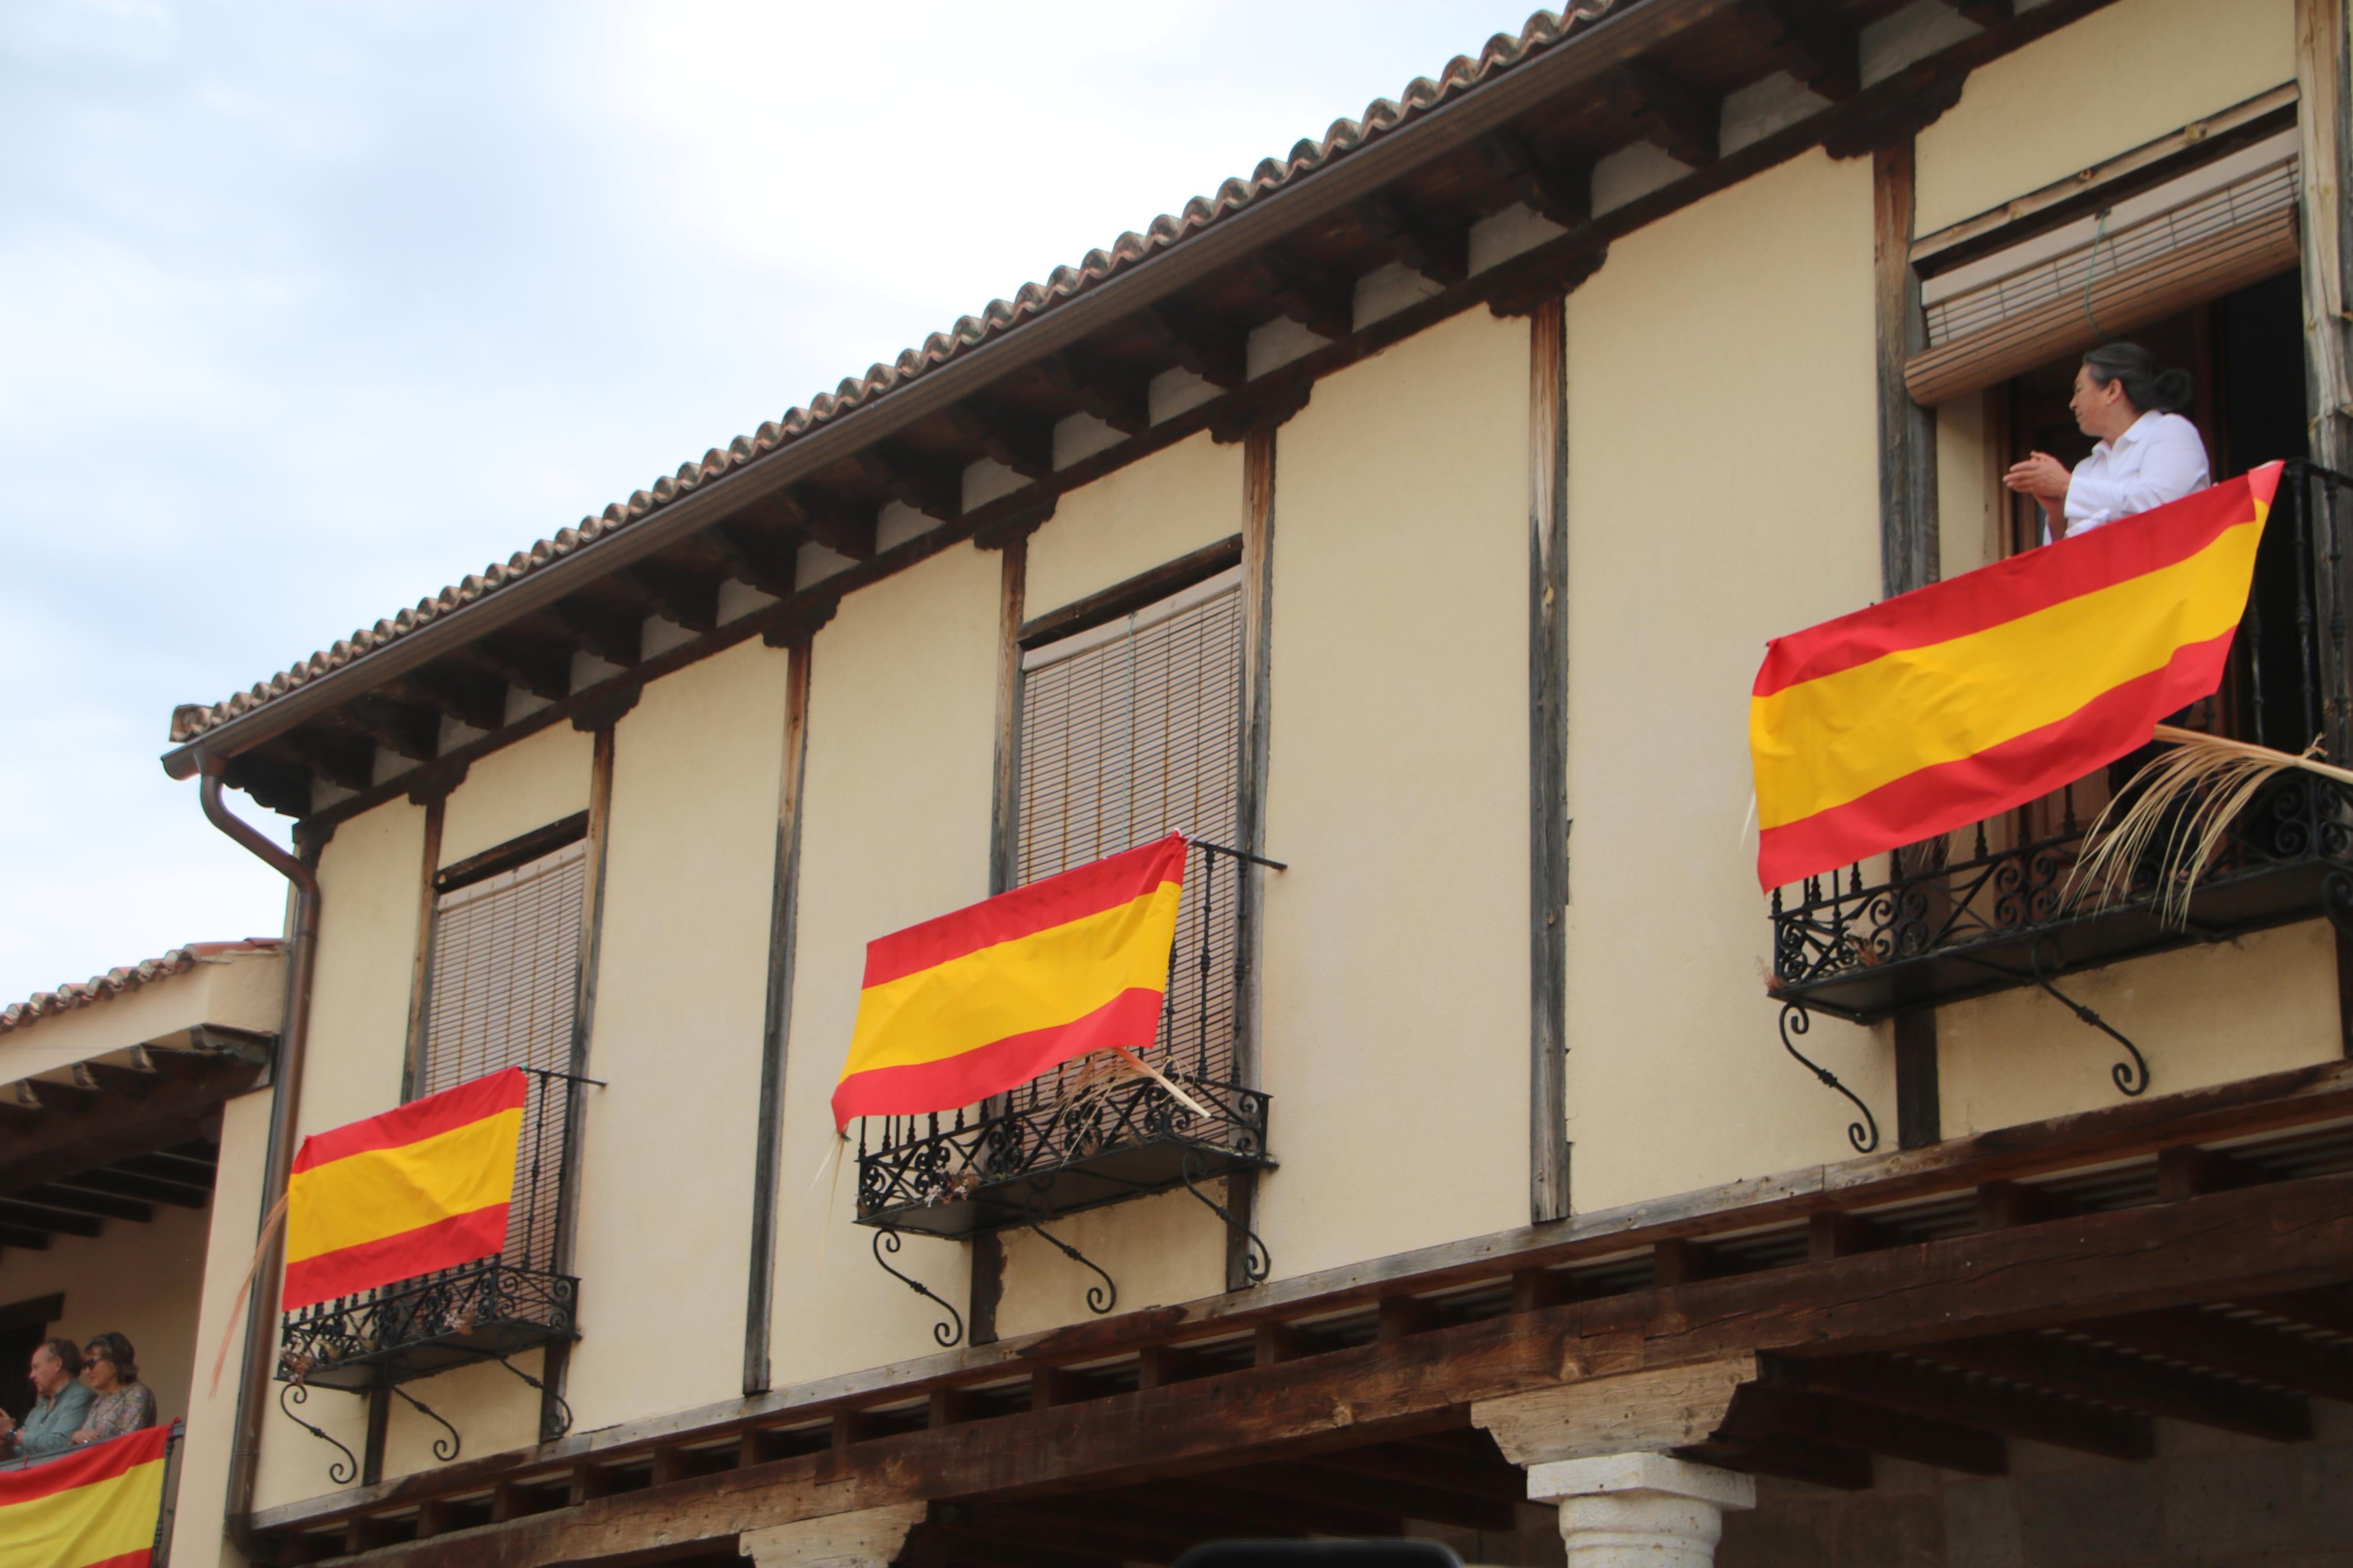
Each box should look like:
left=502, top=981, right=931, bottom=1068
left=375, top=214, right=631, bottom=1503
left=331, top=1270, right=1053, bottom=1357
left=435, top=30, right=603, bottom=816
left=0, top=1339, right=96, bottom=1460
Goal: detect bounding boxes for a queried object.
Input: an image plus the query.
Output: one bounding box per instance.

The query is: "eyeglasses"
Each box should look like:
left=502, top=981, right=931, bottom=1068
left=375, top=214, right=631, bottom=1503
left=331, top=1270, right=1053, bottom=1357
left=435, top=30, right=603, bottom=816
left=80, top=1356, right=108, bottom=1370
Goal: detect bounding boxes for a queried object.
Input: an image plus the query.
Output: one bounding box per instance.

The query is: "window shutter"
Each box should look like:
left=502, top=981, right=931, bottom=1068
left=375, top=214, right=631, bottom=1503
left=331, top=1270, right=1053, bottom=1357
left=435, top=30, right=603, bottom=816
left=1017, top=568, right=1244, bottom=1087
left=1907, top=148, right=2301, bottom=407
left=420, top=836, right=587, bottom=1268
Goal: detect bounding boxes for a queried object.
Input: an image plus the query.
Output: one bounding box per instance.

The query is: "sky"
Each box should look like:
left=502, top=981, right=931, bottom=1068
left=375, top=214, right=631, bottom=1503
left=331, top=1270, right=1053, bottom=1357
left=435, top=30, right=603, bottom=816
left=0, top=0, right=1549, bottom=1005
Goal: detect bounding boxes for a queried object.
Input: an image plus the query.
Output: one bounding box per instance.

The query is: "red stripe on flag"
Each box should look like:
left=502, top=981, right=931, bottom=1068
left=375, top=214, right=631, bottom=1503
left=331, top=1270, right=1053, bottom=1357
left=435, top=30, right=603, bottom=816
left=1755, top=466, right=2277, bottom=698
left=831, top=987, right=1166, bottom=1126
left=1758, top=627, right=2238, bottom=888
left=0, top=1424, right=169, bottom=1503
left=70, top=1553, right=154, bottom=1568
left=861, top=835, right=1187, bottom=989
left=283, top=1204, right=513, bottom=1311
left=292, top=1068, right=527, bottom=1174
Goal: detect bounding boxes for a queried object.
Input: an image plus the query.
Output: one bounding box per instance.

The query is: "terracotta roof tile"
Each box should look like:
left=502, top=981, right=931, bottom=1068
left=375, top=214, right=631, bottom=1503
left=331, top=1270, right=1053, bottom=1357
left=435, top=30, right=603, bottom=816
left=169, top=2, right=1620, bottom=746
left=0, top=938, right=284, bottom=1036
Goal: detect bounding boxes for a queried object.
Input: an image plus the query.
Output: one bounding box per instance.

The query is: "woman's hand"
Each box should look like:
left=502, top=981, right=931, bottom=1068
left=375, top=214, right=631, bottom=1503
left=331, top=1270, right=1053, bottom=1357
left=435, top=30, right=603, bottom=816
left=2004, top=451, right=2072, bottom=503
left=69, top=1427, right=96, bottom=1443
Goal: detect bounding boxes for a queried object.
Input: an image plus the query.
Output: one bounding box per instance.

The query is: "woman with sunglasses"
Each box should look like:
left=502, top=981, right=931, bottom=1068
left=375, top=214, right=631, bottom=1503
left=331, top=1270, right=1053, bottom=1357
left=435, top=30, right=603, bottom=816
left=70, top=1332, right=155, bottom=1445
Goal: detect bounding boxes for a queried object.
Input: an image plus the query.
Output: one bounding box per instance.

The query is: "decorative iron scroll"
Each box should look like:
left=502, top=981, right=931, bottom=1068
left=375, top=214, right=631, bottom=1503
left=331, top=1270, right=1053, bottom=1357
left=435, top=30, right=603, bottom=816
left=1777, top=1002, right=1880, bottom=1155
left=278, top=1383, right=356, bottom=1486
left=387, top=1384, right=460, bottom=1462
left=872, top=1228, right=964, bottom=1347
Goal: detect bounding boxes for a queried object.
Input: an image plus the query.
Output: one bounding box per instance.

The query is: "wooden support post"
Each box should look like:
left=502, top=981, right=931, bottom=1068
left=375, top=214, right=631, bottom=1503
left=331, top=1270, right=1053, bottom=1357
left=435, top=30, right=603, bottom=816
left=1876, top=139, right=1943, bottom=1145
left=1528, top=294, right=1573, bottom=1224
left=927, top=1388, right=982, bottom=1428
left=969, top=535, right=1030, bottom=1345
left=1511, top=1265, right=1573, bottom=1313
left=398, top=794, right=446, bottom=1100
left=2298, top=0, right=2353, bottom=761
left=1652, top=1238, right=1715, bottom=1287
left=1807, top=1211, right=1882, bottom=1262
left=1135, top=1344, right=1195, bottom=1391
left=565, top=1463, right=616, bottom=1506
left=1031, top=1367, right=1087, bottom=1411
left=745, top=639, right=813, bottom=1396
left=1227, top=426, right=1280, bottom=1291
left=1254, top=1321, right=1311, bottom=1366
left=1976, top=1179, right=2065, bottom=1231
left=1376, top=1296, right=1440, bottom=1342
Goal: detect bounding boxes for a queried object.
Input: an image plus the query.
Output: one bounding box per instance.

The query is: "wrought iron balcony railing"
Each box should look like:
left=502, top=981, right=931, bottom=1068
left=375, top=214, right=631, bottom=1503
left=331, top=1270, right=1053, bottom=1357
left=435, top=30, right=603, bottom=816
left=278, top=1067, right=584, bottom=1395
left=1770, top=460, right=2353, bottom=1027
left=854, top=840, right=1276, bottom=1241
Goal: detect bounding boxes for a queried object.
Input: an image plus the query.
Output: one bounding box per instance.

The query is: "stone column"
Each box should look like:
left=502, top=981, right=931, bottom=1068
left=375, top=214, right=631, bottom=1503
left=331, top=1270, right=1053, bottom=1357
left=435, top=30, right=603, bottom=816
left=1527, top=1453, right=1754, bottom=1567
left=739, top=1502, right=926, bottom=1568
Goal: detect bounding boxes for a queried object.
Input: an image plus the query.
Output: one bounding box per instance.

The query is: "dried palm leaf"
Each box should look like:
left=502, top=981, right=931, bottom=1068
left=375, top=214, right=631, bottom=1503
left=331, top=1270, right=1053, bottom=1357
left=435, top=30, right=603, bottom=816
left=2070, top=725, right=2353, bottom=924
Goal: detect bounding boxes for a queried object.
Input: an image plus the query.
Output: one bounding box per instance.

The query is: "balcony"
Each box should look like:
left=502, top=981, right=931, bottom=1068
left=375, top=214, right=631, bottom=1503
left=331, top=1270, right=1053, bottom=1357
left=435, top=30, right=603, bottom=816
left=854, top=840, right=1275, bottom=1240
left=278, top=1068, right=582, bottom=1394
left=1770, top=460, right=2353, bottom=1026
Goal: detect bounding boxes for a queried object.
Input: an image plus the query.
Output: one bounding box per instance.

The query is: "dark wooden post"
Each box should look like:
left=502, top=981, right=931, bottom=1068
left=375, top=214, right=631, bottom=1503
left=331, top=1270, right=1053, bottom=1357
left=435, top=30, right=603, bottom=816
left=1528, top=296, right=1572, bottom=1222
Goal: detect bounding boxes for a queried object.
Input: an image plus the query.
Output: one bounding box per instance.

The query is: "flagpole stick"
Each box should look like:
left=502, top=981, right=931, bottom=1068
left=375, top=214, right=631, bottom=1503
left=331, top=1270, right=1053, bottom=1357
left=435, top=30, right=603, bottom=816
left=208, top=1192, right=289, bottom=1398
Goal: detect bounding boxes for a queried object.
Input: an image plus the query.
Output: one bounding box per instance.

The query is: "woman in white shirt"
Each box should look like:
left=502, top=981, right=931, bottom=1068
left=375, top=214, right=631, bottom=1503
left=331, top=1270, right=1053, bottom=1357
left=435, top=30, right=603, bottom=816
left=2003, top=343, right=2209, bottom=541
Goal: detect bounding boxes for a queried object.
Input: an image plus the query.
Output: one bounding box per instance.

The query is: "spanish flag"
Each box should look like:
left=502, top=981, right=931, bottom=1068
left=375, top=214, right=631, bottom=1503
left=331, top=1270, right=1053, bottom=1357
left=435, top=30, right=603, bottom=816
left=1753, top=463, right=2280, bottom=890
left=833, top=835, right=1188, bottom=1129
left=285, top=1068, right=526, bottom=1311
left=0, top=1424, right=169, bottom=1568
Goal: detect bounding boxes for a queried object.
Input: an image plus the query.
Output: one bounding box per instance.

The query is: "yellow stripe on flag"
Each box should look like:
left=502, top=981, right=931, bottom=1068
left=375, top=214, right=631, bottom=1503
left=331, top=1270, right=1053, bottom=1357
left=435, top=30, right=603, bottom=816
left=286, top=1105, right=524, bottom=1264
left=844, top=881, right=1184, bottom=1076
left=1751, top=517, right=2262, bottom=829
left=0, top=1454, right=166, bottom=1568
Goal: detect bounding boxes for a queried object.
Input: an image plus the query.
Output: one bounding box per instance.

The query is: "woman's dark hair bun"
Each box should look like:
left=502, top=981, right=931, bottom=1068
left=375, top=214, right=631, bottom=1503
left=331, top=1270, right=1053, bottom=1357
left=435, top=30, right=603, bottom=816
left=2082, top=342, right=2194, bottom=415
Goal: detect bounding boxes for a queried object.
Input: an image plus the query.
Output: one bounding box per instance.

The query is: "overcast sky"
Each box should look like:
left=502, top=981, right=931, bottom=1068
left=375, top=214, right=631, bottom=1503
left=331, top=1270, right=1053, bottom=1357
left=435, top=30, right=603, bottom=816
left=0, top=1, right=1545, bottom=1005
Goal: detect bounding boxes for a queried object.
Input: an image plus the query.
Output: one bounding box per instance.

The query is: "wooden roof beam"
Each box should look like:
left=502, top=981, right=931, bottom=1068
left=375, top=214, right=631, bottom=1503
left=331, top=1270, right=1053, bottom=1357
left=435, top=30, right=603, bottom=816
left=221, top=753, right=312, bottom=819
left=1137, top=301, right=1248, bottom=389
left=341, top=695, right=440, bottom=762
left=1680, top=1432, right=1873, bottom=1490
left=1035, top=348, right=1151, bottom=435
left=393, top=669, right=507, bottom=735
left=615, top=562, right=721, bottom=637
left=272, top=730, right=373, bottom=795
left=1738, top=0, right=1860, bottom=102
left=761, top=486, right=877, bottom=561
left=1610, top=60, right=1721, bottom=168
left=1352, top=190, right=1470, bottom=287
left=52, top=1165, right=211, bottom=1210
left=0, top=1199, right=100, bottom=1239
left=1475, top=126, right=1593, bottom=229
left=470, top=634, right=572, bottom=703
left=852, top=445, right=963, bottom=523
left=1251, top=250, right=1357, bottom=342
left=943, top=402, right=1055, bottom=479
left=21, top=1182, right=152, bottom=1224
left=548, top=600, right=644, bottom=669
left=1958, top=0, right=2014, bottom=22
left=704, top=524, right=799, bottom=600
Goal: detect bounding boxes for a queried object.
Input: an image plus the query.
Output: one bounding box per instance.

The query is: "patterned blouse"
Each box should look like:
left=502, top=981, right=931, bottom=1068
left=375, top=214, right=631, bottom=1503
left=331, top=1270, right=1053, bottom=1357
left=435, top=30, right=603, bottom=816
left=79, top=1382, right=156, bottom=1444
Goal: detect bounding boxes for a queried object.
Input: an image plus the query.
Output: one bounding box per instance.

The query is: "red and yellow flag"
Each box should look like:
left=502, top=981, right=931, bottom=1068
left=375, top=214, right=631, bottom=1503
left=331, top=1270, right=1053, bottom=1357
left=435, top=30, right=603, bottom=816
left=0, top=1424, right=170, bottom=1568
left=832, top=835, right=1188, bottom=1129
left=285, top=1067, right=526, bottom=1310
left=1752, top=463, right=2281, bottom=890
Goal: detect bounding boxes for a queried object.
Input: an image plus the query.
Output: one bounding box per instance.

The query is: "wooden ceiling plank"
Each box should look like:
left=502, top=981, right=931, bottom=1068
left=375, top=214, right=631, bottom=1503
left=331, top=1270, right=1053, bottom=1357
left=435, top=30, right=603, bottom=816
left=1677, top=1433, right=1873, bottom=1490
left=1716, top=1382, right=2007, bottom=1475
left=469, top=634, right=572, bottom=703
left=341, top=695, right=441, bottom=762
left=1217, top=1460, right=1517, bottom=1533
left=51, top=1166, right=213, bottom=1210
left=1036, top=348, right=1152, bottom=435
left=943, top=403, right=1055, bottom=481
left=24, top=1181, right=152, bottom=1224
left=0, top=1199, right=100, bottom=1239
left=1922, top=1334, right=2312, bottom=1441
left=2075, top=1308, right=2353, bottom=1403
left=705, top=524, right=800, bottom=600
left=275, top=729, right=374, bottom=795
left=616, top=561, right=722, bottom=637
left=1795, top=1353, right=2155, bottom=1461
left=548, top=600, right=644, bottom=669
left=1250, top=250, right=1357, bottom=341
left=854, top=445, right=964, bottom=524
left=395, top=669, right=508, bottom=735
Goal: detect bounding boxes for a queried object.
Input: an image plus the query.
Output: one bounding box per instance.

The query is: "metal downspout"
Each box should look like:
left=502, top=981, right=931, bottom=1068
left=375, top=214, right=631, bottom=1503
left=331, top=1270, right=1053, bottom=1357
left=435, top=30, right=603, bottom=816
left=201, top=763, right=320, bottom=1563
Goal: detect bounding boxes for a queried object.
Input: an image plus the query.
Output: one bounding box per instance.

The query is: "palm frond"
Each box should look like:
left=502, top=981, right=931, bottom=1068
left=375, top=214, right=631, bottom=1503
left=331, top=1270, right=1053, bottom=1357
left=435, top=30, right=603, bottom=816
left=2069, top=726, right=2352, bottom=924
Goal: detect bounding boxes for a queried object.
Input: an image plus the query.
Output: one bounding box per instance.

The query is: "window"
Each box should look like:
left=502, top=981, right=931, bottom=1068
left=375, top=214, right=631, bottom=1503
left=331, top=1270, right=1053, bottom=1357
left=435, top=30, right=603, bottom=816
left=1014, top=563, right=1245, bottom=1100
left=418, top=825, right=588, bottom=1275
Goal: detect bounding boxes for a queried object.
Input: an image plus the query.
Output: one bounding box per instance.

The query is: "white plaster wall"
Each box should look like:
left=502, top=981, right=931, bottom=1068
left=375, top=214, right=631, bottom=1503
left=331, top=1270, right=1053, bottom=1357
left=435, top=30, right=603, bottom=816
left=1562, top=148, right=1888, bottom=1215
left=1936, top=390, right=2003, bottom=581
left=768, top=545, right=999, bottom=1386
left=251, top=798, right=424, bottom=1510
left=1025, top=429, right=1244, bottom=614
left=562, top=637, right=790, bottom=1431
left=436, top=721, right=594, bottom=867
left=1256, top=305, right=1532, bottom=1278
left=1914, top=0, right=2296, bottom=233
left=1940, top=919, right=2341, bottom=1135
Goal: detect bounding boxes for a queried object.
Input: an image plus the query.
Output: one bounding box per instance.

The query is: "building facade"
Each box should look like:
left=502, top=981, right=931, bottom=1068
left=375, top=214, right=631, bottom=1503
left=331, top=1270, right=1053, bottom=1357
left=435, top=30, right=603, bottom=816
left=143, top=1, right=2353, bottom=1563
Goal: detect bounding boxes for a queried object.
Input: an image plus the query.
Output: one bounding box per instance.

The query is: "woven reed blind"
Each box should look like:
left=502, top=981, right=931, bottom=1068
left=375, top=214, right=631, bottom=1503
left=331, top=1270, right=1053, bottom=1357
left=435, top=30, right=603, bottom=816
left=420, top=837, right=587, bottom=1268
left=1908, top=152, right=2302, bottom=406
left=1017, top=568, right=1244, bottom=1087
